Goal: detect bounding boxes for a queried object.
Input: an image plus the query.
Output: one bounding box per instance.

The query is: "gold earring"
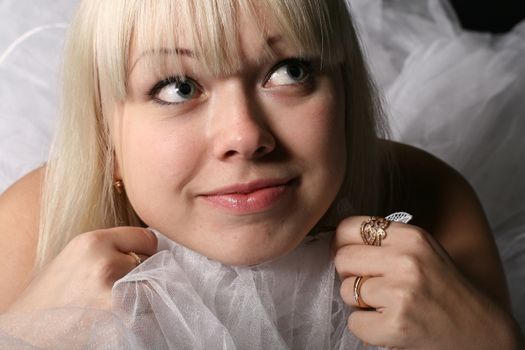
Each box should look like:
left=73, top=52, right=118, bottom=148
left=114, top=179, right=124, bottom=194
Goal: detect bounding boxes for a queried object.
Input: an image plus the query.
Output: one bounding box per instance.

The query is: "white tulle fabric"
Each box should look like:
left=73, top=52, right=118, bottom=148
left=113, top=229, right=371, bottom=349
left=1, top=0, right=525, bottom=346
left=0, top=230, right=380, bottom=350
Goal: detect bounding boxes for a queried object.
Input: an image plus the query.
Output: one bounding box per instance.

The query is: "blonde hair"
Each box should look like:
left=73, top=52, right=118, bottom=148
left=37, top=0, right=389, bottom=270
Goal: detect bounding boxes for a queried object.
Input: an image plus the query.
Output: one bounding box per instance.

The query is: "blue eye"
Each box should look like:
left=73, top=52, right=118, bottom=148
left=149, top=77, right=201, bottom=105
left=265, top=59, right=312, bottom=87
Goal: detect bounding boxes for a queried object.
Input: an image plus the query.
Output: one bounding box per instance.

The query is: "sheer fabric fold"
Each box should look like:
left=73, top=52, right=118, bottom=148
left=0, top=231, right=379, bottom=349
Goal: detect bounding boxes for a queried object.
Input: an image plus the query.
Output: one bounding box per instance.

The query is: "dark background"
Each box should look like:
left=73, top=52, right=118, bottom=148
left=450, top=0, right=525, bottom=33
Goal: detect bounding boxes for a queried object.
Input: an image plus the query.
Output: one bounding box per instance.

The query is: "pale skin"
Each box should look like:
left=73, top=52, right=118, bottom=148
left=0, top=10, right=523, bottom=350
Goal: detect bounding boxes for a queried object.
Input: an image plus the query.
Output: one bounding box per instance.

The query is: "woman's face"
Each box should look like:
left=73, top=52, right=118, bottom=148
left=113, top=14, right=347, bottom=266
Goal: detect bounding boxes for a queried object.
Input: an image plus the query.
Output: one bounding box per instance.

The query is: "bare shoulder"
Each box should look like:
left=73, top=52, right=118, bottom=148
left=0, top=166, right=45, bottom=312
left=384, top=141, right=511, bottom=310
left=385, top=141, right=482, bottom=234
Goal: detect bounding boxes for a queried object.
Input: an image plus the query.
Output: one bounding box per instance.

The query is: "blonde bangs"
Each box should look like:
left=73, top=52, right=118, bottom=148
left=92, top=0, right=346, bottom=102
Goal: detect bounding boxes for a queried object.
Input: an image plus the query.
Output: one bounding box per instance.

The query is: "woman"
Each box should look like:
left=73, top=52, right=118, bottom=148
left=0, top=0, right=522, bottom=348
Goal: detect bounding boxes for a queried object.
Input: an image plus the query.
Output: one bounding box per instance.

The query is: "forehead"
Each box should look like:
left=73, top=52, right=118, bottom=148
left=126, top=0, right=342, bottom=77
left=129, top=16, right=281, bottom=70
left=129, top=38, right=292, bottom=81
left=130, top=3, right=288, bottom=77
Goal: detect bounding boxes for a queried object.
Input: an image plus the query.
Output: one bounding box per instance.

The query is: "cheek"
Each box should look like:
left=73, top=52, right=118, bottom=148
left=277, top=88, right=346, bottom=173
left=310, top=100, right=346, bottom=187
left=292, top=85, right=347, bottom=198
left=114, top=106, right=204, bottom=209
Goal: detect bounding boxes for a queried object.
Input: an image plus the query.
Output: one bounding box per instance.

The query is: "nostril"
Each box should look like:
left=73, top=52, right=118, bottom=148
left=224, top=150, right=237, bottom=158
left=221, top=145, right=272, bottom=160
left=214, top=122, right=276, bottom=160
left=254, top=146, right=269, bottom=157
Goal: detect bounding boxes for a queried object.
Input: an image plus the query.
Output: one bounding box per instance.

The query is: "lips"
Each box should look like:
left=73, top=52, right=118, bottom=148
left=199, top=177, right=296, bottom=214
left=202, top=177, right=294, bottom=196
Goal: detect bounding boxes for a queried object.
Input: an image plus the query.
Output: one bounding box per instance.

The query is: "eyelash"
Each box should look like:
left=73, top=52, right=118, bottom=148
left=146, top=57, right=315, bottom=106
left=263, top=57, right=314, bottom=86
left=147, top=76, right=201, bottom=106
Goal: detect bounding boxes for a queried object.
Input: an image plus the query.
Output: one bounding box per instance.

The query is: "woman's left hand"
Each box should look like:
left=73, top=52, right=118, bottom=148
left=332, top=216, right=520, bottom=349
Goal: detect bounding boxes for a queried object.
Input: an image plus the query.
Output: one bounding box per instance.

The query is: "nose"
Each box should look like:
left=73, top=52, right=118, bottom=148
left=209, top=83, right=276, bottom=161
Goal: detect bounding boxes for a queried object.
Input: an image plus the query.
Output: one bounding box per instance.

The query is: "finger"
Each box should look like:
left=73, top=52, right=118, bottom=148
left=334, top=244, right=390, bottom=279
left=125, top=251, right=150, bottom=267
left=105, top=226, right=158, bottom=256
left=347, top=309, right=391, bottom=348
left=92, top=252, right=148, bottom=284
left=332, top=216, right=413, bottom=251
left=340, top=275, right=389, bottom=309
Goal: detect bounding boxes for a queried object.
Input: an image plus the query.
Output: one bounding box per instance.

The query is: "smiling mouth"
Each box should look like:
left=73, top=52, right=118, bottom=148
left=200, top=177, right=297, bottom=214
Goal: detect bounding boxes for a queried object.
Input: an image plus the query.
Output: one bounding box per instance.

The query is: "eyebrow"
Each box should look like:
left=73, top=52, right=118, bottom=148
left=129, top=48, right=194, bottom=73
left=129, top=36, right=284, bottom=73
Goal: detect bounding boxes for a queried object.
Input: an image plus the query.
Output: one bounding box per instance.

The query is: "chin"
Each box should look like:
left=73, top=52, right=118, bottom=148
left=192, top=226, right=309, bottom=267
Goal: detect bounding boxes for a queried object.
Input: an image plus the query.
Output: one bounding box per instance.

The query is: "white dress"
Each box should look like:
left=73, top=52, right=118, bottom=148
left=0, top=0, right=524, bottom=347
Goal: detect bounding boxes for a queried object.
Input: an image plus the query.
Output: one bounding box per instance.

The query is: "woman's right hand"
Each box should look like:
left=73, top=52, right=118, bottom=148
left=6, top=227, right=157, bottom=312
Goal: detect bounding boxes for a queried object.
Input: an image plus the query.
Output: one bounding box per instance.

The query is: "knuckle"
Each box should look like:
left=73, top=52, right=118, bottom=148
left=142, top=228, right=157, bottom=250
left=390, top=316, right=410, bottom=341
left=347, top=313, right=359, bottom=333
left=397, top=254, right=420, bottom=275
left=388, top=304, right=411, bottom=333
left=406, top=227, right=430, bottom=248
left=93, top=258, right=119, bottom=282
left=395, top=254, right=427, bottom=288
left=333, top=246, right=346, bottom=266
left=338, top=216, right=363, bottom=232
left=125, top=227, right=156, bottom=253
left=336, top=217, right=353, bottom=233
left=333, top=246, right=352, bottom=272
left=404, top=252, right=428, bottom=279
left=396, top=287, right=419, bottom=309
left=340, top=278, right=355, bottom=305
left=75, top=231, right=107, bottom=249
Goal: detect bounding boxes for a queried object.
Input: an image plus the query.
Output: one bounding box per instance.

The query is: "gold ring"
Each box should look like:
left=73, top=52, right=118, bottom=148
left=360, top=216, right=390, bottom=246
left=128, top=251, right=142, bottom=266
left=353, top=276, right=371, bottom=308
